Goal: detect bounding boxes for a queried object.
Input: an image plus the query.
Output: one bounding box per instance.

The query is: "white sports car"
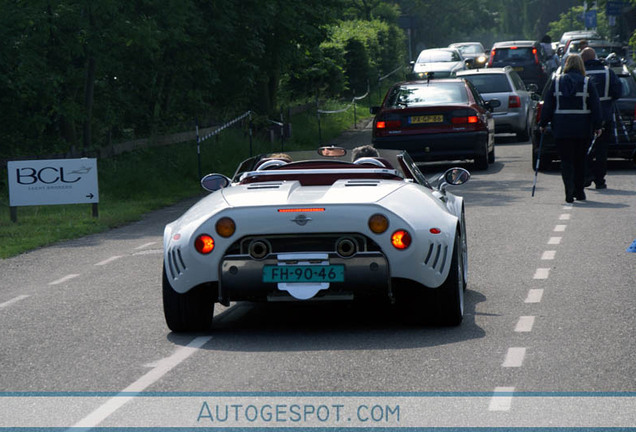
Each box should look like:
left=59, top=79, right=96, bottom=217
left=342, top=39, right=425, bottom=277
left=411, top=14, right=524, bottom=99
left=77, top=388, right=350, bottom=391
left=162, top=146, right=470, bottom=331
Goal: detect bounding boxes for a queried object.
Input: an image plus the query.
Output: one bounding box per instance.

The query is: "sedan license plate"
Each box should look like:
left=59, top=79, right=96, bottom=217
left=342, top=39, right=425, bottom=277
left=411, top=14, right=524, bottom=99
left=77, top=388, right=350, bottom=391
left=410, top=115, right=443, bottom=124
left=263, top=265, right=345, bottom=283
left=513, top=66, right=524, bottom=72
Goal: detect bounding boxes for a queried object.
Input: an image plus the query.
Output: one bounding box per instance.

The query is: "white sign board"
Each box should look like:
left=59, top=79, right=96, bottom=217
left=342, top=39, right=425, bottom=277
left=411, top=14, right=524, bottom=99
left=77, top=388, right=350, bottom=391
left=7, top=158, right=99, bottom=207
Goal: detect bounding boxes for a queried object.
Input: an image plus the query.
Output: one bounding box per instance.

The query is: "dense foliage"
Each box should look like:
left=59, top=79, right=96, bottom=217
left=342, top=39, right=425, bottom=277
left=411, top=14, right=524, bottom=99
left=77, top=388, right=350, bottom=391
left=1, top=0, right=631, bottom=163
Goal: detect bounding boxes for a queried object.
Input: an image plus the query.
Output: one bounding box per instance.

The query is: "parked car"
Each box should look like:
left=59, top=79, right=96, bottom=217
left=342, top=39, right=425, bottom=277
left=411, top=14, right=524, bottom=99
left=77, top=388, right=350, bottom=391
left=409, top=47, right=469, bottom=79
left=531, top=64, right=636, bottom=170
left=370, top=78, right=500, bottom=169
left=162, top=146, right=471, bottom=330
left=487, top=40, right=554, bottom=89
left=457, top=66, right=538, bottom=141
left=449, top=42, right=488, bottom=69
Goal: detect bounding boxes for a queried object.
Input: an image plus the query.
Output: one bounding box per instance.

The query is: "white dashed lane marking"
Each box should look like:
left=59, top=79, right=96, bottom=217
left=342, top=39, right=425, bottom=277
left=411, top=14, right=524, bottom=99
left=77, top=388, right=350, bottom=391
left=49, top=274, right=80, bottom=286
left=533, top=268, right=550, bottom=279
left=548, top=237, right=562, bottom=245
left=502, top=347, right=526, bottom=367
left=541, top=250, right=556, bottom=260
left=0, top=295, right=30, bottom=310
left=95, top=256, right=122, bottom=266
left=559, top=214, right=571, bottom=220
left=515, top=316, right=535, bottom=332
left=135, top=242, right=157, bottom=250
left=554, top=225, right=567, bottom=232
left=488, top=387, right=515, bottom=411
left=525, top=289, right=544, bottom=303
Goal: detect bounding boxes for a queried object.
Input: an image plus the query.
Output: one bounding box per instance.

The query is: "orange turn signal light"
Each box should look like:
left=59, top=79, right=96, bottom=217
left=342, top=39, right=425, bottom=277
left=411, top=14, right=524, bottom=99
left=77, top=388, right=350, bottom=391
left=368, top=214, right=389, bottom=234
left=216, top=217, right=236, bottom=238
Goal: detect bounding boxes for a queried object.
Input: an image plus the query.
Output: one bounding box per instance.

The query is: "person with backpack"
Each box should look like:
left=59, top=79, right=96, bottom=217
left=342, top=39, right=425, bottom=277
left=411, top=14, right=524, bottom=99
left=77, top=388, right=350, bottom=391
left=539, top=54, right=603, bottom=203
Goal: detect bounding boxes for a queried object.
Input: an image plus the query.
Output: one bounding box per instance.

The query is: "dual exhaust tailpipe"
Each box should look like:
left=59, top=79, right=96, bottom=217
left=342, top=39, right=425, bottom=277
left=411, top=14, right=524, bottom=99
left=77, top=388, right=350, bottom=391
left=247, top=237, right=358, bottom=260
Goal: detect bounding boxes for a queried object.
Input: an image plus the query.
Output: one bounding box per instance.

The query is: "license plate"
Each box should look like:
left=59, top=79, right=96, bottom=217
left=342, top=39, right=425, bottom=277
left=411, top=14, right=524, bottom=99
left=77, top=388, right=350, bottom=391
left=263, top=265, right=345, bottom=283
left=513, top=66, right=524, bottom=72
left=410, top=115, right=443, bottom=124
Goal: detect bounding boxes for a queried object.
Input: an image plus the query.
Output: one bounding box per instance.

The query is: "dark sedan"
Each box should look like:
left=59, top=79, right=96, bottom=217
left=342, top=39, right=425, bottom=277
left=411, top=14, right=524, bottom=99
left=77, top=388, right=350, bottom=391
left=531, top=65, right=636, bottom=170
left=370, top=79, right=500, bottom=170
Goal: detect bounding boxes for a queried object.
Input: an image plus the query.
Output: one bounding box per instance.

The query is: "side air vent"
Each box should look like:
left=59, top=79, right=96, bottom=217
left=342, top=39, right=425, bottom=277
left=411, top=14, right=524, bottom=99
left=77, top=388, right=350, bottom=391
left=167, top=246, right=187, bottom=279
left=423, top=242, right=449, bottom=274
left=344, top=180, right=380, bottom=187
left=247, top=182, right=284, bottom=190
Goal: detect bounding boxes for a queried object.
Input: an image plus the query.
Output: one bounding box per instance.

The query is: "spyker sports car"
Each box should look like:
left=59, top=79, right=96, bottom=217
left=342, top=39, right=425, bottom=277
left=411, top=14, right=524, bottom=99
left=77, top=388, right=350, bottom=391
left=162, top=146, right=470, bottom=332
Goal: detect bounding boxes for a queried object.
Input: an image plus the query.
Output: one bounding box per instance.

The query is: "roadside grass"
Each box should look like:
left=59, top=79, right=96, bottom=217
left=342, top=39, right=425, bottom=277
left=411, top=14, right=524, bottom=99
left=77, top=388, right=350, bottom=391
left=0, top=103, right=373, bottom=259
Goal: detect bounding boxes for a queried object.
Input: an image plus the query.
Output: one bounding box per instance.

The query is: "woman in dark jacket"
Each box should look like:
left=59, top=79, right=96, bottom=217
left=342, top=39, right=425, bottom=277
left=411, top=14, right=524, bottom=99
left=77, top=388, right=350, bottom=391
left=539, top=54, right=603, bottom=203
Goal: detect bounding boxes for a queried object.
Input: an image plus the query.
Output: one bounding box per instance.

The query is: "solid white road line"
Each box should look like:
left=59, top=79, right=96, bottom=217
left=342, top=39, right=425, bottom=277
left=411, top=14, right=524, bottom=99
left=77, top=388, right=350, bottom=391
left=525, top=289, right=544, bottom=303
left=515, top=316, right=535, bottom=332
left=533, top=268, right=550, bottom=279
left=0, top=295, right=30, bottom=310
left=548, top=237, right=562, bottom=245
left=541, top=250, right=556, bottom=260
left=488, top=387, right=515, bottom=411
left=95, top=256, right=122, bottom=266
left=554, top=225, right=567, bottom=232
left=49, top=274, right=80, bottom=286
left=71, top=336, right=212, bottom=429
left=502, top=347, right=526, bottom=367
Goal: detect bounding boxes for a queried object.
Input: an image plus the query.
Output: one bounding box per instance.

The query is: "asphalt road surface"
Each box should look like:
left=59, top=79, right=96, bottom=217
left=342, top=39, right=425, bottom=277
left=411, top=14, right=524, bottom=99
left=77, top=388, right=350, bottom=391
left=2, top=125, right=636, bottom=429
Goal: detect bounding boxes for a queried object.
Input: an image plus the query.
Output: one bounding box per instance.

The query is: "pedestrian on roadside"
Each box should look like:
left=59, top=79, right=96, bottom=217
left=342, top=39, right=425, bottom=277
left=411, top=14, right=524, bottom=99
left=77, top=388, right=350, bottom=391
left=581, top=47, right=622, bottom=189
left=539, top=54, right=603, bottom=203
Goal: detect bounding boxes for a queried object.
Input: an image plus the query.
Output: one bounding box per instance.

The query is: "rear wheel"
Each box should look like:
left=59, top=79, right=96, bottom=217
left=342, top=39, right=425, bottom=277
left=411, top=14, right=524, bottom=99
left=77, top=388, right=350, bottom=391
left=517, top=118, right=530, bottom=141
left=429, top=231, right=464, bottom=326
left=474, top=143, right=489, bottom=170
left=163, top=267, right=215, bottom=332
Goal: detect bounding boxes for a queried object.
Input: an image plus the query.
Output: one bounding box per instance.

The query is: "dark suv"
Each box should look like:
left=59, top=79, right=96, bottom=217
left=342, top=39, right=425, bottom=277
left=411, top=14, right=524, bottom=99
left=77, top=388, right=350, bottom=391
left=487, top=40, right=553, bottom=89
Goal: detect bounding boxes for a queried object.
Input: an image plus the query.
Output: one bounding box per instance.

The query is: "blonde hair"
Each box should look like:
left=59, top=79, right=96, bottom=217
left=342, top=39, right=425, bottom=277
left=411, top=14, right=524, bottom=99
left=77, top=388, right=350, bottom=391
left=563, top=54, right=586, bottom=75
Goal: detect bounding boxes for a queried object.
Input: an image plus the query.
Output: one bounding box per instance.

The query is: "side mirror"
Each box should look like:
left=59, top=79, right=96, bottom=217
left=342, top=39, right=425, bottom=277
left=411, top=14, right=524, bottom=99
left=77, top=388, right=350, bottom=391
left=201, top=173, right=231, bottom=192
left=444, top=167, right=471, bottom=186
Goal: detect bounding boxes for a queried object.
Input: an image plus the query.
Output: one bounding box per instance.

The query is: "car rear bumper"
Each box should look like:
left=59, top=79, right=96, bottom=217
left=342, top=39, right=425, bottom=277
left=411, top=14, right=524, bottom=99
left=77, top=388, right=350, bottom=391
left=372, top=131, right=489, bottom=162
left=493, top=111, right=526, bottom=132
left=219, top=252, right=390, bottom=303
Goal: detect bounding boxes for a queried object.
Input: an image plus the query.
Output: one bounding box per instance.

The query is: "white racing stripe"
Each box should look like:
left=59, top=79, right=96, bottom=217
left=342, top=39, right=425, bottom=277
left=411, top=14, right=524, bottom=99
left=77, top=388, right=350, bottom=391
left=71, top=336, right=212, bottom=429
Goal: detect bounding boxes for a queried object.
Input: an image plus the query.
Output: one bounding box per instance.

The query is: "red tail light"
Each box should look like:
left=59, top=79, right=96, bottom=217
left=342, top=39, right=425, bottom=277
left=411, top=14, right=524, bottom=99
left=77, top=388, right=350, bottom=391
left=532, top=48, right=539, bottom=64
left=195, top=234, right=215, bottom=254
left=451, top=116, right=479, bottom=124
left=488, top=50, right=495, bottom=67
left=391, top=230, right=411, bottom=250
left=509, top=95, right=521, bottom=108
left=535, top=102, right=543, bottom=123
left=376, top=119, right=401, bottom=129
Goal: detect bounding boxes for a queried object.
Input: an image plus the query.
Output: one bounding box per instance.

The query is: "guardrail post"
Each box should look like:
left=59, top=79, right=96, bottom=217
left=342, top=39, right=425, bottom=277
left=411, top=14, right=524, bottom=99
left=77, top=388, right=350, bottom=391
left=10, top=207, right=17, bottom=223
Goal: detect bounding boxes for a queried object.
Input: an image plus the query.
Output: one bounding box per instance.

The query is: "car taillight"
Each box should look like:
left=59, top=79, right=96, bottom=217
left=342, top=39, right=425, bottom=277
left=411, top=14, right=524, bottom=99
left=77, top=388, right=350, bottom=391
left=194, top=234, right=215, bottom=254
left=451, top=116, right=479, bottom=124
left=509, top=95, right=521, bottom=108
left=451, top=109, right=479, bottom=125
left=391, top=230, right=411, bottom=250
left=532, top=47, right=539, bottom=64
left=535, top=102, right=543, bottom=123
left=488, top=50, right=495, bottom=67
left=376, top=119, right=401, bottom=129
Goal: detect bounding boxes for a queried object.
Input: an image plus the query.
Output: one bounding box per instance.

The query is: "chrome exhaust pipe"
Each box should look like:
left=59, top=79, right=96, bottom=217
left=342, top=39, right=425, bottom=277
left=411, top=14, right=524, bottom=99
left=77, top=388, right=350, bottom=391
left=248, top=239, right=270, bottom=259
left=336, top=237, right=357, bottom=258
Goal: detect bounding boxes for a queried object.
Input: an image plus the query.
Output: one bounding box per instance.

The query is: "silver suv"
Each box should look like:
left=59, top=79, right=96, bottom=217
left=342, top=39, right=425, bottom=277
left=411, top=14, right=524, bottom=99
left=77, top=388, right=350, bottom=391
left=456, top=66, right=538, bottom=141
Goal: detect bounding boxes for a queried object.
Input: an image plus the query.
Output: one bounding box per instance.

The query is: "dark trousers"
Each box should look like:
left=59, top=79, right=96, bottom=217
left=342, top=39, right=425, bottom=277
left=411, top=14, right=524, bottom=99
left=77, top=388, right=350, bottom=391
left=555, top=137, right=588, bottom=199
left=587, top=120, right=612, bottom=185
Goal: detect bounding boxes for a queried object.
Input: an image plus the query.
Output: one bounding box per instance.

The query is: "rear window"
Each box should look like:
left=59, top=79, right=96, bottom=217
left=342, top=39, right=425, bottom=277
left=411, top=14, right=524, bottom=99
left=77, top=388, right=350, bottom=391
left=618, top=75, right=636, bottom=98
left=386, top=83, right=468, bottom=107
left=460, top=74, right=512, bottom=93
left=493, top=47, right=533, bottom=62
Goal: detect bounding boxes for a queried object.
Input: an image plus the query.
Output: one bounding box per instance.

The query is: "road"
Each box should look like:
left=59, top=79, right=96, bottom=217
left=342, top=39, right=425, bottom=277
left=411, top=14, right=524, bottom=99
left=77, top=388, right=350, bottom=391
left=1, top=127, right=636, bottom=429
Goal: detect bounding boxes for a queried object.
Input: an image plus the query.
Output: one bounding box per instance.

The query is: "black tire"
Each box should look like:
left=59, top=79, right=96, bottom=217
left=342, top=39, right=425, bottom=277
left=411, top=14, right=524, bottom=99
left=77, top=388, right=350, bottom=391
left=488, top=145, right=495, bottom=164
left=516, top=118, right=530, bottom=142
left=162, top=267, right=215, bottom=332
left=429, top=231, right=465, bottom=326
left=474, top=143, right=489, bottom=170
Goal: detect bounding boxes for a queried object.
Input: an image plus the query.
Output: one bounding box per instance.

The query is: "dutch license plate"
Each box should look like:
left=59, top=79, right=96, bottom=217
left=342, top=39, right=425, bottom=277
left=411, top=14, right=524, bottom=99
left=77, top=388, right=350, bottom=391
left=263, top=265, right=345, bottom=283
left=513, top=66, right=524, bottom=72
left=410, top=115, right=443, bottom=124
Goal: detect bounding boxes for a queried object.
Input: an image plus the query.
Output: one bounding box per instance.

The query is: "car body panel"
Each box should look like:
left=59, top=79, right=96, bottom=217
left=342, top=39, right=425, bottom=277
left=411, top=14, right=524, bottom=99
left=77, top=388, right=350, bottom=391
left=410, top=48, right=467, bottom=79
left=163, top=149, right=467, bottom=305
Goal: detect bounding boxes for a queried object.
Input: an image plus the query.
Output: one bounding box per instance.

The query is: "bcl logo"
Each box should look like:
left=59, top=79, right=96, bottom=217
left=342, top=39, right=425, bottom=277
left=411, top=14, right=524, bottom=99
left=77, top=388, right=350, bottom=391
left=15, top=166, right=88, bottom=185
